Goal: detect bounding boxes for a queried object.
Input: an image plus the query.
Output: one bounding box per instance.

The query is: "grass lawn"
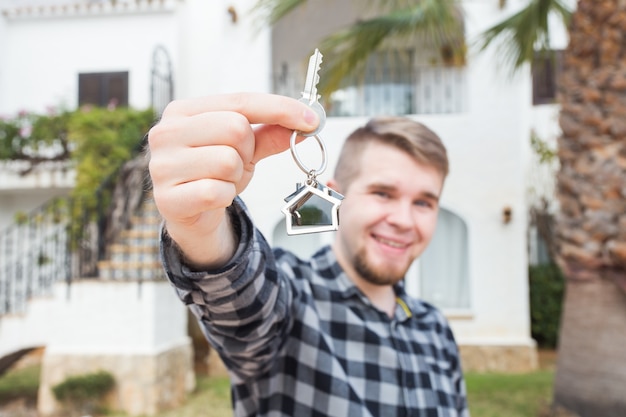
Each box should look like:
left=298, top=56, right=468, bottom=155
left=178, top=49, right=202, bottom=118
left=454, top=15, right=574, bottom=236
left=107, top=369, right=555, bottom=417
left=0, top=361, right=555, bottom=417
left=465, top=370, right=554, bottom=417
left=0, top=364, right=40, bottom=406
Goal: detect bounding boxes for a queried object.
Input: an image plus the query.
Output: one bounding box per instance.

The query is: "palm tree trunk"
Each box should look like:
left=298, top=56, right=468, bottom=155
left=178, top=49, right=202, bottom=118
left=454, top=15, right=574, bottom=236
left=554, top=279, right=626, bottom=416
left=554, top=0, right=626, bottom=415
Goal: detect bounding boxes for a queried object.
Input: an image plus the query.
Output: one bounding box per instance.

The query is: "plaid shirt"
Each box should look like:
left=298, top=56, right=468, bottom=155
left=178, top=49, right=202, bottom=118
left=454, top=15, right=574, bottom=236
left=161, top=198, right=469, bottom=417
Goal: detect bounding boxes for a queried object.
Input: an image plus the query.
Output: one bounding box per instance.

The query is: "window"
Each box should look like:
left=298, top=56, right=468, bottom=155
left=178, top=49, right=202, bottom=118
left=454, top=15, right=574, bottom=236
left=406, top=208, right=470, bottom=310
left=272, top=219, right=323, bottom=259
left=532, top=50, right=563, bottom=105
left=326, top=49, right=466, bottom=117
left=329, top=50, right=415, bottom=117
left=78, top=71, right=129, bottom=108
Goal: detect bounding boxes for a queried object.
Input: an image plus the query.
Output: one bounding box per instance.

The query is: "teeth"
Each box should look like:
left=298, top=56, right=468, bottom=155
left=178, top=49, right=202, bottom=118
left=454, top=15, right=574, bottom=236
left=376, top=237, right=406, bottom=248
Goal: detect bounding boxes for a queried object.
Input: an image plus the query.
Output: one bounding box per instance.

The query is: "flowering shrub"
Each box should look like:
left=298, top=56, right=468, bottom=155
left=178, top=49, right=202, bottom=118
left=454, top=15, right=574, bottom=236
left=0, top=106, right=155, bottom=194
left=1, top=106, right=153, bottom=159
left=2, top=107, right=156, bottom=246
left=0, top=109, right=72, bottom=162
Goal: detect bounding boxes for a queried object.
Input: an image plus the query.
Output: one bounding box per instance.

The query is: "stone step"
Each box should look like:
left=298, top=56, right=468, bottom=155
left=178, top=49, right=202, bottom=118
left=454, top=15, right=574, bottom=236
left=119, top=229, right=160, bottom=247
left=130, top=214, right=161, bottom=227
left=97, top=260, right=165, bottom=280
left=108, top=244, right=160, bottom=263
left=133, top=203, right=161, bottom=218
left=109, top=243, right=160, bottom=253
left=96, top=194, right=165, bottom=280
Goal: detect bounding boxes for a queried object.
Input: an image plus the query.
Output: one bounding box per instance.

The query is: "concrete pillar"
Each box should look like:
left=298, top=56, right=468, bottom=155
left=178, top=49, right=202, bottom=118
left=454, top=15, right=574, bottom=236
left=37, top=280, right=194, bottom=416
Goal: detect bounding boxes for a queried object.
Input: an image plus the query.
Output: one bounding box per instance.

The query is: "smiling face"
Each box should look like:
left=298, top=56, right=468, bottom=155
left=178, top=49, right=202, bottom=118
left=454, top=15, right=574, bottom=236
left=329, top=141, right=444, bottom=289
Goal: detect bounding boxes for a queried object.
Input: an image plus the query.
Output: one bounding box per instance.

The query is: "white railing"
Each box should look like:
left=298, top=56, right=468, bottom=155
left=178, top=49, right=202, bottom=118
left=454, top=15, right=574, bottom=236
left=0, top=201, right=69, bottom=315
left=273, top=65, right=466, bottom=117
left=414, top=66, right=465, bottom=115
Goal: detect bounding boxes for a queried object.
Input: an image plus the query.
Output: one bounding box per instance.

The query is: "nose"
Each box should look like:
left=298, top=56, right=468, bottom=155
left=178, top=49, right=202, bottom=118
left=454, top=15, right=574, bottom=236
left=386, top=199, right=415, bottom=230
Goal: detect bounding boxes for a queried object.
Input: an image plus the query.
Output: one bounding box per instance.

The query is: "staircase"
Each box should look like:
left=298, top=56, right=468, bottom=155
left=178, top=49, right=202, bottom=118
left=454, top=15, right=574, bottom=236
left=97, top=195, right=165, bottom=281
left=0, top=191, right=167, bottom=361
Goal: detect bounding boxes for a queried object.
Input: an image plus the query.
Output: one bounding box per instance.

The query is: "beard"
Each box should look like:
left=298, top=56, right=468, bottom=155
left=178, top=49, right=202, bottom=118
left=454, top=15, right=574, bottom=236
left=352, top=247, right=408, bottom=286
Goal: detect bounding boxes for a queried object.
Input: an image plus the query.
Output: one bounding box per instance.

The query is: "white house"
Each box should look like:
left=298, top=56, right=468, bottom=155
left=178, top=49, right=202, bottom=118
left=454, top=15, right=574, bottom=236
left=0, top=0, right=565, bottom=414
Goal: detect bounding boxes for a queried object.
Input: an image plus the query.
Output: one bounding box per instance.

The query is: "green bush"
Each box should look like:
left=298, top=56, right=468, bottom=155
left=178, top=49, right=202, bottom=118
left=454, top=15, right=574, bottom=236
left=0, top=106, right=154, bottom=200
left=0, top=109, right=73, bottom=161
left=68, top=107, right=154, bottom=202
left=0, top=364, right=40, bottom=405
left=529, top=263, right=565, bottom=349
left=1, top=107, right=155, bottom=247
left=65, top=107, right=155, bottom=245
left=52, top=370, right=115, bottom=407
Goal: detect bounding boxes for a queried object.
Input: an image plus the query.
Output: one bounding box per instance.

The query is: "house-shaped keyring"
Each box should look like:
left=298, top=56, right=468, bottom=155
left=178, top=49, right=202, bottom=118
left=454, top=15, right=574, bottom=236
left=281, top=182, right=343, bottom=235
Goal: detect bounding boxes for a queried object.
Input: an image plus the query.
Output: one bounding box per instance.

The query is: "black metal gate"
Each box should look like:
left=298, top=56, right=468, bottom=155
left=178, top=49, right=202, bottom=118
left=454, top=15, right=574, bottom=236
left=150, top=45, right=174, bottom=116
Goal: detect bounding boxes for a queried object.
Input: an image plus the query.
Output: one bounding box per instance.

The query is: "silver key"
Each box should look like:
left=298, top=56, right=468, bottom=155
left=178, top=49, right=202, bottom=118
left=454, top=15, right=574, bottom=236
left=283, top=48, right=342, bottom=236
left=299, top=48, right=326, bottom=136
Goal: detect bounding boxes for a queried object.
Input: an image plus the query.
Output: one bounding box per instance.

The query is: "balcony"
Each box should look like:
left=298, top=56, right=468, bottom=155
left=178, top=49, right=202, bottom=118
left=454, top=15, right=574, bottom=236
left=273, top=51, right=466, bottom=117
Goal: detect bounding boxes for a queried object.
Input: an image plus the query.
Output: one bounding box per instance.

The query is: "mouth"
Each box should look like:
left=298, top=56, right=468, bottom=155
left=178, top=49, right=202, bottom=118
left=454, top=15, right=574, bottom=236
left=373, top=234, right=410, bottom=249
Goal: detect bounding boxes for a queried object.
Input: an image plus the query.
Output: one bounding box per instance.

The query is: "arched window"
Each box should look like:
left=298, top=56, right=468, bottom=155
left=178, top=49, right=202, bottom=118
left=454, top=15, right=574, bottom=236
left=406, top=208, right=470, bottom=310
left=272, top=219, right=323, bottom=259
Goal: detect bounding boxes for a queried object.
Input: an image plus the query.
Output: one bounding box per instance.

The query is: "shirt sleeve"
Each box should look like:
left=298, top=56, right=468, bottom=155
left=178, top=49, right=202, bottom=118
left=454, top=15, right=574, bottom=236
left=160, top=198, right=293, bottom=381
left=445, top=322, right=470, bottom=416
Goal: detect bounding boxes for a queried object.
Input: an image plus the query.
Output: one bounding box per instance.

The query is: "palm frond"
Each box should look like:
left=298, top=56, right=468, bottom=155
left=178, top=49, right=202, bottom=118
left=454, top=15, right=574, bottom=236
left=475, top=0, right=573, bottom=72
left=318, top=0, right=465, bottom=97
left=252, top=0, right=308, bottom=26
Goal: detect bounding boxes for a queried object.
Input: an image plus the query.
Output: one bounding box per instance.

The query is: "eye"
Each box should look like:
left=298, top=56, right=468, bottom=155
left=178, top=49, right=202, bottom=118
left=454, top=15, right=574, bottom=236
left=373, top=190, right=391, bottom=199
left=414, top=199, right=434, bottom=208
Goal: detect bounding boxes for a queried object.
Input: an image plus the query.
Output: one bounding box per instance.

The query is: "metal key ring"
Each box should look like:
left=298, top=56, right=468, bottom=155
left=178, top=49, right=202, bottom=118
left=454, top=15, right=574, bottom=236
left=289, top=130, right=328, bottom=176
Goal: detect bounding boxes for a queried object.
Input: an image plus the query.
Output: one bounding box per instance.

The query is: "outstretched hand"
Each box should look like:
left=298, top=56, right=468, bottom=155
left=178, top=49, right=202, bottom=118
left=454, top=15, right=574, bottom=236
left=147, top=93, right=319, bottom=267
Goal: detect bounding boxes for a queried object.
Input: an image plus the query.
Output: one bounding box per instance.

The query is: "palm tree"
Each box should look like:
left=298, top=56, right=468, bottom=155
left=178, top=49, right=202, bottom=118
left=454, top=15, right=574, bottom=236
left=256, top=1, right=626, bottom=416
left=483, top=1, right=626, bottom=416
left=254, top=0, right=466, bottom=98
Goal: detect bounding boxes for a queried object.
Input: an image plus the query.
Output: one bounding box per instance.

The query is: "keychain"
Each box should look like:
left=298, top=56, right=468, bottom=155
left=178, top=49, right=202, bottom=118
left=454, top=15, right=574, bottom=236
left=282, top=49, right=344, bottom=235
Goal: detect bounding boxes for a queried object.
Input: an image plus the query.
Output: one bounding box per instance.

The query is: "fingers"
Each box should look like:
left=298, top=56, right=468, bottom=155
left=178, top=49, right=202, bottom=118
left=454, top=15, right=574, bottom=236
left=162, top=93, right=319, bottom=134
left=149, top=124, right=249, bottom=221
left=153, top=178, right=237, bottom=226
left=152, top=93, right=319, bottom=164
left=251, top=124, right=300, bottom=164
left=149, top=144, right=245, bottom=189
left=149, top=111, right=254, bottom=173
left=148, top=92, right=318, bottom=230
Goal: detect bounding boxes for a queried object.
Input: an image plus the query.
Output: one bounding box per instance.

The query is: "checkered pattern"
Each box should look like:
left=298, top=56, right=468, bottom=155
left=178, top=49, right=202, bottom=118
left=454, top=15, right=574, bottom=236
left=161, top=198, right=469, bottom=417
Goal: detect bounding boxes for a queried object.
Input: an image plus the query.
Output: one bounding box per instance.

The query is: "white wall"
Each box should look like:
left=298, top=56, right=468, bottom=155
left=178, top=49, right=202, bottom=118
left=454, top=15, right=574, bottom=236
left=0, top=5, right=6, bottom=99
left=240, top=0, right=538, bottom=348
left=0, top=0, right=269, bottom=115
left=0, top=7, right=178, bottom=113
left=0, top=161, right=74, bottom=229
left=0, top=0, right=270, bottom=229
left=0, top=0, right=558, bottom=353
left=175, top=0, right=271, bottom=98
left=0, top=280, right=189, bottom=358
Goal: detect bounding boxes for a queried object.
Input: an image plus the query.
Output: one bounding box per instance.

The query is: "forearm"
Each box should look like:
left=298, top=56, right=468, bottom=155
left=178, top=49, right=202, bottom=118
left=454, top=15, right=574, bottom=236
left=160, top=199, right=292, bottom=378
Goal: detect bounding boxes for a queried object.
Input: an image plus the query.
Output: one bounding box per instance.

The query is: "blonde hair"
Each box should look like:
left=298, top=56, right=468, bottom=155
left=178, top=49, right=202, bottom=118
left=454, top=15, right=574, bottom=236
left=333, top=116, right=449, bottom=190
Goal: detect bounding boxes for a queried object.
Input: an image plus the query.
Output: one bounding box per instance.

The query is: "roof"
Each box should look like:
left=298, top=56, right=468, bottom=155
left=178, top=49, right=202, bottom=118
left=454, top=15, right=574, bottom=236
left=1, top=0, right=178, bottom=20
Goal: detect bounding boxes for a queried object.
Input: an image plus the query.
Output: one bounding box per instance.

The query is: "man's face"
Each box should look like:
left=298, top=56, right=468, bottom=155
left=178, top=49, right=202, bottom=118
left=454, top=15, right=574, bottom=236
left=330, top=141, right=443, bottom=288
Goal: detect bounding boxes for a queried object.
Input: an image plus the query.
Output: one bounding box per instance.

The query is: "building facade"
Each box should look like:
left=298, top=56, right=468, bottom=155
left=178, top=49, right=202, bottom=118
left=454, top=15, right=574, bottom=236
left=0, top=0, right=567, bottom=413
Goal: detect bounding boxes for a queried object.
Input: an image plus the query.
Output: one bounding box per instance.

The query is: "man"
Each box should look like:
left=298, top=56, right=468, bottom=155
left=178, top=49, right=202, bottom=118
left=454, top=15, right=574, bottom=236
left=148, top=93, right=469, bottom=417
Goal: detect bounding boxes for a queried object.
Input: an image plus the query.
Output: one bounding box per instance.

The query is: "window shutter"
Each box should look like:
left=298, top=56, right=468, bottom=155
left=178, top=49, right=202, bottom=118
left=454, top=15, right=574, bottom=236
left=78, top=72, right=129, bottom=107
